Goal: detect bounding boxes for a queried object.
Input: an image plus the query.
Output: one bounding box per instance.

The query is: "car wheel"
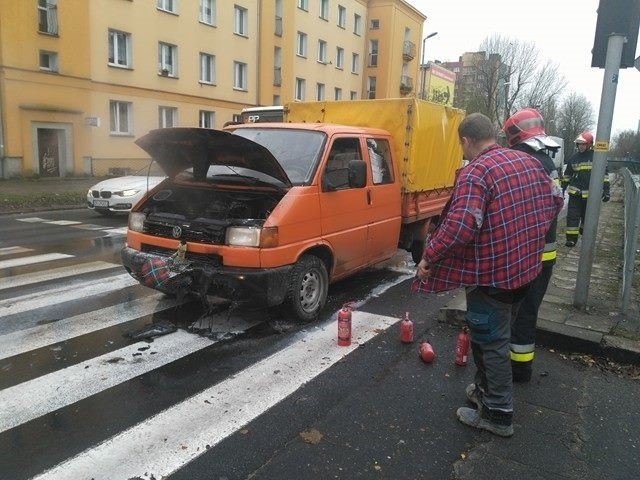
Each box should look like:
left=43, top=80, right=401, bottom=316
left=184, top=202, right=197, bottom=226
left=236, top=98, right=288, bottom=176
left=285, top=254, right=328, bottom=322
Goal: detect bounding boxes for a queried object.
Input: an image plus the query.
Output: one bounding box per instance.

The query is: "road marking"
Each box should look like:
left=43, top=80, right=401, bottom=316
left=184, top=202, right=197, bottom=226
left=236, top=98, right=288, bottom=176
left=102, top=227, right=128, bottom=236
left=0, top=261, right=118, bottom=291
left=0, top=329, right=215, bottom=434
left=72, top=223, right=114, bottom=231
left=0, top=246, right=33, bottom=256
left=0, top=273, right=138, bottom=317
left=0, top=253, right=73, bottom=269
left=45, top=220, right=83, bottom=226
left=16, top=217, right=48, bottom=223
left=0, top=293, right=179, bottom=360
left=33, top=312, right=399, bottom=480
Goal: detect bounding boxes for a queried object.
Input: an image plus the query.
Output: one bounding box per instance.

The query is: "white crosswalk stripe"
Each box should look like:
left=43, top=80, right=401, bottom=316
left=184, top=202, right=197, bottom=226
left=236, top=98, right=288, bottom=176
left=0, top=260, right=118, bottom=291
left=0, top=246, right=34, bottom=256
left=0, top=252, right=73, bottom=269
left=0, top=273, right=138, bottom=316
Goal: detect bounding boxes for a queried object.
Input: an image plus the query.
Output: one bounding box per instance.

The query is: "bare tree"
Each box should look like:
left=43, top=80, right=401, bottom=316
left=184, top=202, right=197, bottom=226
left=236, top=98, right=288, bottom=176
left=611, top=130, right=640, bottom=159
left=556, top=92, right=595, bottom=152
left=461, top=35, right=566, bottom=124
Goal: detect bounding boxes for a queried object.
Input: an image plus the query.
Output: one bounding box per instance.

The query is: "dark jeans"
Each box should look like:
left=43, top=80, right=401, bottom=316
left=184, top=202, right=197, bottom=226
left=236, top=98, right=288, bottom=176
left=465, top=284, right=528, bottom=425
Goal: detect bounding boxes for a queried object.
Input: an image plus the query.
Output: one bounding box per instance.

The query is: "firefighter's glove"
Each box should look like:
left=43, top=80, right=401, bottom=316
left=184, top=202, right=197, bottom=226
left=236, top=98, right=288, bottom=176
left=602, top=194, right=610, bottom=202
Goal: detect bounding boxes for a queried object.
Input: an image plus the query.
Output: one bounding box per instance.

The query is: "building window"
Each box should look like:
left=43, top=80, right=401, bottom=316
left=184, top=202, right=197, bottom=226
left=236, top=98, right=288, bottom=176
left=370, top=19, right=380, bottom=29
left=353, top=13, right=361, bottom=35
left=38, top=0, right=58, bottom=35
left=233, top=61, right=247, bottom=90
left=158, top=42, right=177, bottom=76
left=200, top=110, right=215, bottom=128
left=336, top=47, right=344, bottom=69
left=297, top=0, right=308, bottom=11
left=368, top=40, right=378, bottom=67
left=296, top=31, right=307, bottom=57
left=157, top=0, right=177, bottom=13
left=159, top=106, right=177, bottom=128
left=319, top=0, right=329, bottom=20
left=350, top=91, right=358, bottom=100
left=317, top=40, right=328, bottom=64
left=234, top=5, right=248, bottom=36
left=337, top=5, right=346, bottom=28
left=199, top=0, right=215, bottom=25
left=316, top=83, right=325, bottom=101
left=351, top=53, right=359, bottom=74
left=108, top=29, right=132, bottom=68
left=273, top=95, right=281, bottom=105
left=275, top=0, right=283, bottom=36
left=295, top=78, right=306, bottom=101
left=367, top=76, right=376, bottom=99
left=199, top=53, right=215, bottom=84
left=110, top=100, right=132, bottom=135
left=274, top=46, right=282, bottom=86
left=39, top=50, right=58, bottom=72
left=334, top=87, right=342, bottom=100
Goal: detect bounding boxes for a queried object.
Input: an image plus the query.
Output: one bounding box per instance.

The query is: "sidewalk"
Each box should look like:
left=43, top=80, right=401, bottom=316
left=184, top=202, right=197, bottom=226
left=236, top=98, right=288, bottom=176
left=440, top=185, right=640, bottom=365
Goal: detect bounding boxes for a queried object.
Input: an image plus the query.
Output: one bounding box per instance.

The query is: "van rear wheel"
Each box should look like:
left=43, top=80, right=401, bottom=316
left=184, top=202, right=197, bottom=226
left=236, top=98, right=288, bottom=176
left=285, top=255, right=328, bottom=322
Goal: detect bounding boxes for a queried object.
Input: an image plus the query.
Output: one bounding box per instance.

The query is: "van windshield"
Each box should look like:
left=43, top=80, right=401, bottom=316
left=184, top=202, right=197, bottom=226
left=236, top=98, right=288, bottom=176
left=233, top=128, right=325, bottom=185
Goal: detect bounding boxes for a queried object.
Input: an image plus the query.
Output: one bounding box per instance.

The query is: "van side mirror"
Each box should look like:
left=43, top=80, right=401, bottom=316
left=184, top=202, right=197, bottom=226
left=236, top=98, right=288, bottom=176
left=348, top=159, right=366, bottom=188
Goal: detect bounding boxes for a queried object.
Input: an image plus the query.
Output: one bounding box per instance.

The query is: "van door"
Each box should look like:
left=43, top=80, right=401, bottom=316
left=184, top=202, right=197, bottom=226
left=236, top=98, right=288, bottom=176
left=319, top=136, right=369, bottom=277
left=364, top=137, right=402, bottom=264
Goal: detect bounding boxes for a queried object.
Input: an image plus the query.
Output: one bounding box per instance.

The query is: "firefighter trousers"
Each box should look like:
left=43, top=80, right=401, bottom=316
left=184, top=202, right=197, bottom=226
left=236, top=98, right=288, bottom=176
left=565, top=193, right=587, bottom=244
left=465, top=285, right=528, bottom=425
left=510, top=263, right=554, bottom=382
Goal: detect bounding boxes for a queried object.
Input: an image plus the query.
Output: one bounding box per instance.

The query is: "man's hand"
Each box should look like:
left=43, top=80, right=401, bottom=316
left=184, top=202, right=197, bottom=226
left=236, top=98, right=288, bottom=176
left=416, top=258, right=431, bottom=280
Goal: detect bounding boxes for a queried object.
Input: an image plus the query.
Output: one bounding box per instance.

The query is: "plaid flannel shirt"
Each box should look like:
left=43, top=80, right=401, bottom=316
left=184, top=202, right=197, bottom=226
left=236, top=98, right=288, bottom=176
left=415, top=144, right=564, bottom=293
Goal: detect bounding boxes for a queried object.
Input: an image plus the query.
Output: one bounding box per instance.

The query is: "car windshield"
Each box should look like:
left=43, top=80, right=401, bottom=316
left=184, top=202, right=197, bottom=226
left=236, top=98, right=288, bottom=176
left=233, top=128, right=325, bottom=185
left=132, top=162, right=166, bottom=177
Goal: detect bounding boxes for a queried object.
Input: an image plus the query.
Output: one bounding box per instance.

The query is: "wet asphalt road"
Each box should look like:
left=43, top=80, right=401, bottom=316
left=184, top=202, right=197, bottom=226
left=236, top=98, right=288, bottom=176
left=1, top=209, right=638, bottom=480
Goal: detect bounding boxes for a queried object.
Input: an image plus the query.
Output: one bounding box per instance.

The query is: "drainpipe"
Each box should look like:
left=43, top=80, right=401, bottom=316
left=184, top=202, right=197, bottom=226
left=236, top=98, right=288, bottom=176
left=255, top=0, right=261, bottom=106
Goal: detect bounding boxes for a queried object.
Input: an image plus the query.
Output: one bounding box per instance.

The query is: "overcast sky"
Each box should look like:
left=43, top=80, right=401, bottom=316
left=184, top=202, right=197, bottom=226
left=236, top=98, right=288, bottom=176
left=407, top=0, right=639, bottom=136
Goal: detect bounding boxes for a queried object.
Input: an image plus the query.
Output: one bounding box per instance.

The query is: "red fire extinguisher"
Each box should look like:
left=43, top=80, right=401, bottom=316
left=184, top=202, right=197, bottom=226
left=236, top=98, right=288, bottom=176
left=400, top=312, right=414, bottom=343
left=337, top=302, right=354, bottom=346
left=454, top=326, right=470, bottom=366
left=419, top=341, right=435, bottom=363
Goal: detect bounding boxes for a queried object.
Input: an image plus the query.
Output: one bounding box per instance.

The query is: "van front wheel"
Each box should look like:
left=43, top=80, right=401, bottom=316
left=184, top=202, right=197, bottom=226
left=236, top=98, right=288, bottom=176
left=286, top=255, right=328, bottom=322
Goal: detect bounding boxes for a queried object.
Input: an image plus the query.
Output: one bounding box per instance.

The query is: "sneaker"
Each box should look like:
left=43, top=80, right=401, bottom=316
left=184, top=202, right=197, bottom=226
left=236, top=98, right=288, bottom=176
left=465, top=383, right=482, bottom=409
left=456, top=407, right=514, bottom=437
left=565, top=240, right=576, bottom=247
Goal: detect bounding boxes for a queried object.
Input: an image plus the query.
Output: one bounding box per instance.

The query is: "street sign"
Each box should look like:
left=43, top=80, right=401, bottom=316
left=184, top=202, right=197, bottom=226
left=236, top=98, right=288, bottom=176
left=636, top=55, right=640, bottom=71
left=591, top=0, right=640, bottom=68
left=594, top=140, right=609, bottom=152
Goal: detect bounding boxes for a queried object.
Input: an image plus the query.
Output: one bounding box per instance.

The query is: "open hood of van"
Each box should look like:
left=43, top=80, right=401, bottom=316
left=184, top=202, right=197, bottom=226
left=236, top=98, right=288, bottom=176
left=135, top=127, right=292, bottom=187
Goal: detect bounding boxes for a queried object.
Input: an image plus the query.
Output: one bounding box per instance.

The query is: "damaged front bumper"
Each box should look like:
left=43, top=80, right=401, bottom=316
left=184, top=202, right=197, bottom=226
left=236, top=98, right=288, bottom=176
left=121, top=246, right=292, bottom=307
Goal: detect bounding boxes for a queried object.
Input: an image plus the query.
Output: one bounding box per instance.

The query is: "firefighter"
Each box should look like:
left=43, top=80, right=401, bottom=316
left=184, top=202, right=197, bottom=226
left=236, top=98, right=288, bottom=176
left=561, top=131, right=610, bottom=247
left=503, top=108, right=561, bottom=383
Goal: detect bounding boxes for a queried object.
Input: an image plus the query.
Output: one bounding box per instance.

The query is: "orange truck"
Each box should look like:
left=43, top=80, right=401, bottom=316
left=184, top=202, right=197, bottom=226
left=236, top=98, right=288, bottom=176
left=121, top=98, right=464, bottom=321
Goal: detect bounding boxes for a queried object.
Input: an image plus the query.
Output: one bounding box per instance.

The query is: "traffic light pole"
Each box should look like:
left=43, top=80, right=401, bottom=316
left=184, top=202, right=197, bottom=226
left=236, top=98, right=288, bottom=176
left=573, top=34, right=626, bottom=309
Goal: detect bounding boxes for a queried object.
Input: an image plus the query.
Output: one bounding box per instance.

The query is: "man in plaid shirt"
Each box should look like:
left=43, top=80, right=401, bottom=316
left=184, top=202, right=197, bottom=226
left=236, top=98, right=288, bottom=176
left=414, top=113, right=563, bottom=437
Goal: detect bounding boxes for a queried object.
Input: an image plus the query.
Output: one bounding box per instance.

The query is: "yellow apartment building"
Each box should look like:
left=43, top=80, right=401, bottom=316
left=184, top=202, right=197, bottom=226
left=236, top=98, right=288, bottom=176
left=0, top=0, right=426, bottom=178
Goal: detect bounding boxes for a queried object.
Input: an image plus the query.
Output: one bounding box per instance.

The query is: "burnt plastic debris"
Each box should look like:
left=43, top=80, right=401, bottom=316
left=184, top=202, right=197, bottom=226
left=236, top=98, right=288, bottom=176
left=128, top=323, right=177, bottom=341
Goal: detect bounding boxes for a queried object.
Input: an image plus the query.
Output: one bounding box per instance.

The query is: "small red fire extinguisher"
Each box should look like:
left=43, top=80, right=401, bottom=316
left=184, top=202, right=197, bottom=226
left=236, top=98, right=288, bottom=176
left=419, top=341, right=435, bottom=363
left=454, top=326, right=470, bottom=366
left=337, top=302, right=354, bottom=346
left=400, top=312, right=414, bottom=343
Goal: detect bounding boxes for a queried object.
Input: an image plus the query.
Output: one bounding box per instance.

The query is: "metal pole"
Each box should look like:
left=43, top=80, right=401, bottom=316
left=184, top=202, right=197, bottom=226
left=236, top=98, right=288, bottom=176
left=574, top=34, right=626, bottom=309
left=420, top=32, right=437, bottom=100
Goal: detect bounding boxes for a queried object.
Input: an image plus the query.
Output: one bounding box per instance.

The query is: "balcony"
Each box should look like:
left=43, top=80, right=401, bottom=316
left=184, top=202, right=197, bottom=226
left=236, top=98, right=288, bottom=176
left=275, top=16, right=282, bottom=36
left=400, top=75, right=413, bottom=94
left=402, top=40, right=416, bottom=61
left=274, top=67, right=282, bottom=86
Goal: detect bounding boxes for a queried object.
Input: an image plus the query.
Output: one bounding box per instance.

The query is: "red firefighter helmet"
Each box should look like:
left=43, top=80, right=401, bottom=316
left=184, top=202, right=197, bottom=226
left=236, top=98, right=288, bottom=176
left=502, top=108, right=546, bottom=147
left=575, top=131, right=594, bottom=148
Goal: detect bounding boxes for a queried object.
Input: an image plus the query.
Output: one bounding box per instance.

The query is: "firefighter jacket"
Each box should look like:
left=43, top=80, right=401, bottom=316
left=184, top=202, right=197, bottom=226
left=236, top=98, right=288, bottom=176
left=512, top=144, right=559, bottom=266
left=561, top=149, right=610, bottom=199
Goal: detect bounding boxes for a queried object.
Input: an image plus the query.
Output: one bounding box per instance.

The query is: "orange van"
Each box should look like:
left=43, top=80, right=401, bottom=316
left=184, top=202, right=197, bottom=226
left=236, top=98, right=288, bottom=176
left=121, top=99, right=464, bottom=321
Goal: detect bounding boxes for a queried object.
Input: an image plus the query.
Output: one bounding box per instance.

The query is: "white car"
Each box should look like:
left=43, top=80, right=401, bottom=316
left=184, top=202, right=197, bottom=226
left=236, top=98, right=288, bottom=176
left=87, top=166, right=165, bottom=215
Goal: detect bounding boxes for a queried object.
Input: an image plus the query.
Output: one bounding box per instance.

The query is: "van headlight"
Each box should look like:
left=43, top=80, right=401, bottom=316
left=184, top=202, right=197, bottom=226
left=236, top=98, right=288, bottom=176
left=226, top=226, right=261, bottom=247
left=128, top=212, right=146, bottom=232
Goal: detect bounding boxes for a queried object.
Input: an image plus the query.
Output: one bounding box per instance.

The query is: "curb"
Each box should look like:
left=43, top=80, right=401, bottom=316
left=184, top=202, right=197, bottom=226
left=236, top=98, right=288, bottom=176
left=439, top=296, right=640, bottom=366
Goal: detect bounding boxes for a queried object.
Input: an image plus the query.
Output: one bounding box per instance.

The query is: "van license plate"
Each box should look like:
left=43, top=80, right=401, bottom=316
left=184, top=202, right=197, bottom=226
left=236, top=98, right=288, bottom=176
left=93, top=200, right=109, bottom=207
